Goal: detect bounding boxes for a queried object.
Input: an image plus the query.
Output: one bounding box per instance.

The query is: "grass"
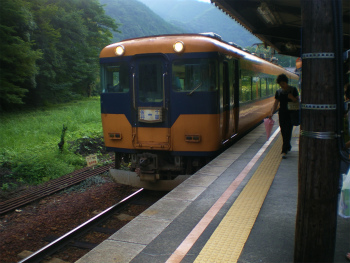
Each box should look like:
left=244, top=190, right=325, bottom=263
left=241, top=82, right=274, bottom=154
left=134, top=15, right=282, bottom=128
left=0, top=97, right=105, bottom=186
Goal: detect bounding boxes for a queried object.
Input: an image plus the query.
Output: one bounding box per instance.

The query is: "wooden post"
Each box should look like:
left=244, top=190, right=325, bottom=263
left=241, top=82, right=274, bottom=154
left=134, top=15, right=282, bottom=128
left=294, top=0, right=341, bottom=262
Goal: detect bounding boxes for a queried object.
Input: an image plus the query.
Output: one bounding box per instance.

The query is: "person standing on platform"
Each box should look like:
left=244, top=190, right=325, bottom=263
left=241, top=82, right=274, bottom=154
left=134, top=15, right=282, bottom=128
left=269, top=74, right=299, bottom=159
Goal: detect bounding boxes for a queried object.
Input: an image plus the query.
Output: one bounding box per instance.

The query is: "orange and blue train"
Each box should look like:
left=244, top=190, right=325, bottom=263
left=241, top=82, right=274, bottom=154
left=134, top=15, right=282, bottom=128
left=99, top=33, right=298, bottom=189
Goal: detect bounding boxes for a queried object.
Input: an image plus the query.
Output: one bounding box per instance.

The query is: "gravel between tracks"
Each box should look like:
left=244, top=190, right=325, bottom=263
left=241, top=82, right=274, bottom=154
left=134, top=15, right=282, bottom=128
left=0, top=175, right=139, bottom=263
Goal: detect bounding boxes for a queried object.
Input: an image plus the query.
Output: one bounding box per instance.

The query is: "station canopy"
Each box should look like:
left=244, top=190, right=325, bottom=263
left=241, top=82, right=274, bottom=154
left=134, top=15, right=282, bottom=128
left=211, top=0, right=350, bottom=57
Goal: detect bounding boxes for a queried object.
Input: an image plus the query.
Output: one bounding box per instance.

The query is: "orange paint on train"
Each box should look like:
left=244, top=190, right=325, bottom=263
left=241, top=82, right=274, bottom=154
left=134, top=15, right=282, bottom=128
left=102, top=96, right=274, bottom=154
left=101, top=114, right=133, bottom=149
left=171, top=114, right=222, bottom=152
left=102, top=113, right=222, bottom=153
left=237, top=97, right=275, bottom=135
left=133, top=127, right=171, bottom=150
left=100, top=35, right=220, bottom=58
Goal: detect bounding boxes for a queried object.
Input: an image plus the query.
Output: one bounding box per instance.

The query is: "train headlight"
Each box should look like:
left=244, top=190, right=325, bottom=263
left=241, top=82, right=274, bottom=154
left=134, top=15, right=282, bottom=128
left=173, top=41, right=184, bottom=53
left=115, top=45, right=125, bottom=56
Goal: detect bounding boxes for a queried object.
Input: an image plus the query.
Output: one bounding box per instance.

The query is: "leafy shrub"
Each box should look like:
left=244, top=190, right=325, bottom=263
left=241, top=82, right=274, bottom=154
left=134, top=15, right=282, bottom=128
left=11, top=150, right=85, bottom=184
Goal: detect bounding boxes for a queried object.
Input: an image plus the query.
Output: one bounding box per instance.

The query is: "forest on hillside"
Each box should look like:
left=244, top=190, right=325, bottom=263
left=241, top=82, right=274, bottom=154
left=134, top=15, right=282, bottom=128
left=0, top=0, right=118, bottom=111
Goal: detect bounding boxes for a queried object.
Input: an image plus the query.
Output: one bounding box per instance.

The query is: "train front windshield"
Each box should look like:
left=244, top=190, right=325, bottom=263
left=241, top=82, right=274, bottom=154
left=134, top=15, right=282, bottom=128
left=101, top=58, right=217, bottom=100
left=172, top=59, right=217, bottom=92
left=101, top=62, right=129, bottom=93
left=138, top=59, right=163, bottom=103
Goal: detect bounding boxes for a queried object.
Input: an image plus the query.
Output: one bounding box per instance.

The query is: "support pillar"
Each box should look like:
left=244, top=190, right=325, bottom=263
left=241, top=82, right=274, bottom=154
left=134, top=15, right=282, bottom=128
left=294, top=1, right=341, bottom=262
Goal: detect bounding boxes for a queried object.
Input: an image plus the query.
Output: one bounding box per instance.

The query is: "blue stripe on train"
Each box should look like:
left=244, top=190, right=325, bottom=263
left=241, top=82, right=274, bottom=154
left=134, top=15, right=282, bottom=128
left=101, top=90, right=219, bottom=127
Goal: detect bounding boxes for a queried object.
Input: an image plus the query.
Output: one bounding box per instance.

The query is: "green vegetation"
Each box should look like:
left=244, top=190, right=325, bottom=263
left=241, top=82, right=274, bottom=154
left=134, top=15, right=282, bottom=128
left=0, top=0, right=118, bottom=111
left=0, top=98, right=107, bottom=186
left=246, top=45, right=297, bottom=68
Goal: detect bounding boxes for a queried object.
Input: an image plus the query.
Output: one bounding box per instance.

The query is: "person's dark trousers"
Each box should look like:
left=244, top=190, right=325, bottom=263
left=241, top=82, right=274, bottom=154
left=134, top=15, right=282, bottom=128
left=279, top=114, right=293, bottom=153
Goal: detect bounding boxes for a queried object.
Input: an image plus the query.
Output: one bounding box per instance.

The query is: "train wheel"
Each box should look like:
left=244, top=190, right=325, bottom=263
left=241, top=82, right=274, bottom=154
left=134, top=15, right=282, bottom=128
left=115, top=152, right=121, bottom=169
left=186, top=157, right=193, bottom=175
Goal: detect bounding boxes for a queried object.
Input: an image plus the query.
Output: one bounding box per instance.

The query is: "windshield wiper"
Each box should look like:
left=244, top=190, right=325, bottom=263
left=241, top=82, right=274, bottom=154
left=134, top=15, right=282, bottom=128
left=187, top=82, right=202, bottom=96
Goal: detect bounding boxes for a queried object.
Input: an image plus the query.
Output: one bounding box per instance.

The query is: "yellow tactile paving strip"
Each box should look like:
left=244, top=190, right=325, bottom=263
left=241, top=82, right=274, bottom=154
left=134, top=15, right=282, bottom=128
left=194, top=135, right=283, bottom=263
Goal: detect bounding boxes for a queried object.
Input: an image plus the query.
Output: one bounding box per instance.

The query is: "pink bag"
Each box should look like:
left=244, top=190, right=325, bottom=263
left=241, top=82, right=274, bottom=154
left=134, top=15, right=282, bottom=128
left=264, top=118, right=275, bottom=140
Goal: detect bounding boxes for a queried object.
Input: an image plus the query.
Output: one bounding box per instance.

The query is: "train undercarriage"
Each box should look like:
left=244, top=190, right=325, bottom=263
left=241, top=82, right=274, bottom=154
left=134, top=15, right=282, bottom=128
left=110, top=152, right=211, bottom=191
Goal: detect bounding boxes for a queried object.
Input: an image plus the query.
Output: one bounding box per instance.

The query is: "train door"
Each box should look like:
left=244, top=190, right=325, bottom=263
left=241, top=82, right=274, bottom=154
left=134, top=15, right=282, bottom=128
left=222, top=61, right=230, bottom=140
left=232, top=59, right=239, bottom=135
left=131, top=55, right=171, bottom=149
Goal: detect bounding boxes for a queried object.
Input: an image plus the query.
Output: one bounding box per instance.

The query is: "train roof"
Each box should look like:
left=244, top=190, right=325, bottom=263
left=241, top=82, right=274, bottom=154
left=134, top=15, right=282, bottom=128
left=100, top=33, right=232, bottom=57
left=100, top=33, right=298, bottom=79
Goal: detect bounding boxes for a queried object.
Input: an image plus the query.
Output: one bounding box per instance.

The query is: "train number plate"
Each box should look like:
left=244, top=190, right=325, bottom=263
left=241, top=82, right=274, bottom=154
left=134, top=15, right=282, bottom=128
left=139, top=107, right=162, bottom=123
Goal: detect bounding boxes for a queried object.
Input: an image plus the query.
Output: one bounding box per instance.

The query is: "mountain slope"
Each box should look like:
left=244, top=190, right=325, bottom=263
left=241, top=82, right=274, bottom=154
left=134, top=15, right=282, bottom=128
left=137, top=0, right=210, bottom=23
left=137, top=0, right=259, bottom=47
left=99, top=0, right=259, bottom=47
left=100, top=0, right=186, bottom=43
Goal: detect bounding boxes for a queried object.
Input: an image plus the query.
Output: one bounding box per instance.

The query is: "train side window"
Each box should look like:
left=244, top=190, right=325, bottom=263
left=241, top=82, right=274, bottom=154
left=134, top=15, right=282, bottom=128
left=252, top=77, right=260, bottom=100
left=267, top=78, right=274, bottom=96
left=261, top=78, right=267, bottom=97
left=102, top=63, right=129, bottom=93
left=240, top=74, right=252, bottom=102
left=172, top=59, right=217, bottom=92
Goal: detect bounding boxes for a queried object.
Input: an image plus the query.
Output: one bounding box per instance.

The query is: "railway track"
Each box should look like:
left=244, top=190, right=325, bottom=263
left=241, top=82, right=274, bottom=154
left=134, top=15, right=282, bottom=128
left=18, top=188, right=166, bottom=263
left=0, top=163, right=115, bottom=215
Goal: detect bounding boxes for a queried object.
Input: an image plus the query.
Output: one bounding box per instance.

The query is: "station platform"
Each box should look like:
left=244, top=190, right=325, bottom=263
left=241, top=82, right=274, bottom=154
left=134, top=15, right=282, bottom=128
left=76, top=116, right=349, bottom=263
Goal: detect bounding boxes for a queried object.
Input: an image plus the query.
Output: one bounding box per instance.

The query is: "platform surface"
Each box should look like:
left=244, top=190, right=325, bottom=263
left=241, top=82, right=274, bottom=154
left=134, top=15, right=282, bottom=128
left=76, top=117, right=349, bottom=263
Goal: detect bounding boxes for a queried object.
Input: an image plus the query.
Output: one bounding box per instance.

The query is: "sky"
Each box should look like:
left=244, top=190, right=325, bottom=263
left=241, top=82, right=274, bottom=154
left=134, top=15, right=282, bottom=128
left=197, top=0, right=211, bottom=3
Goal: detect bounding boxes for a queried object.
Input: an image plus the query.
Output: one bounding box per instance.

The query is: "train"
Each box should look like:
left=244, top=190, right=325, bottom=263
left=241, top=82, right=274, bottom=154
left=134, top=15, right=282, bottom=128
left=99, top=33, right=298, bottom=190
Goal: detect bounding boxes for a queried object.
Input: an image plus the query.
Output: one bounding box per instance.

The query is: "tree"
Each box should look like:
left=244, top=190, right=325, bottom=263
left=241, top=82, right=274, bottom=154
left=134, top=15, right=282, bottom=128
left=0, top=0, right=42, bottom=110
left=28, top=0, right=119, bottom=105
left=0, top=0, right=119, bottom=109
left=67, top=0, right=119, bottom=97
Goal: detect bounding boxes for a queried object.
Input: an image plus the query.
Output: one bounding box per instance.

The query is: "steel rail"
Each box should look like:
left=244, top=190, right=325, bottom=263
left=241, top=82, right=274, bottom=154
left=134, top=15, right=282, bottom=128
left=0, top=163, right=114, bottom=215
left=18, top=188, right=144, bottom=263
